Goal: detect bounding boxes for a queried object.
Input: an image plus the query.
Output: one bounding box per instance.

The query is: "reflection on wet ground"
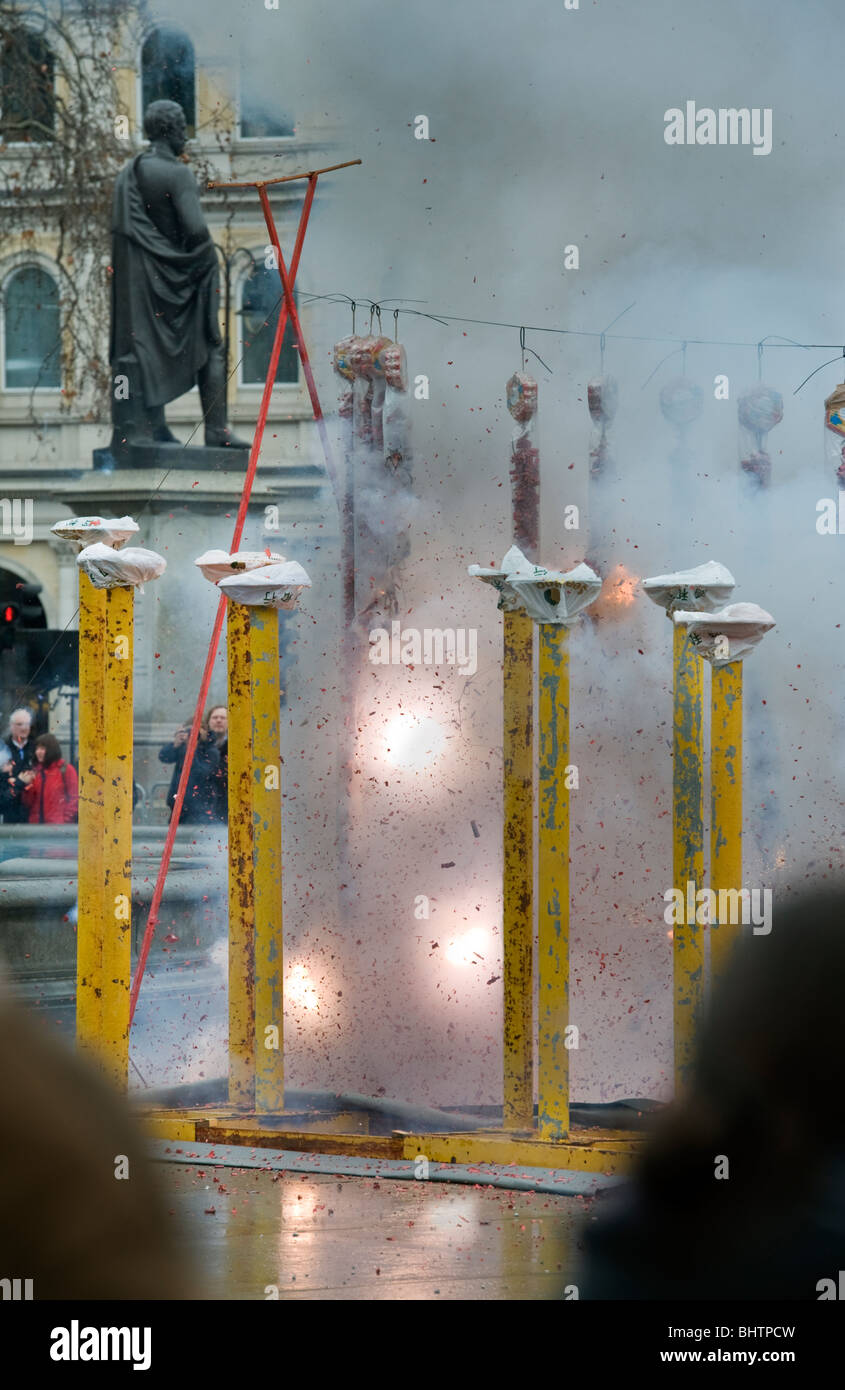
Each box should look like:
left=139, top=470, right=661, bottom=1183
left=161, top=1164, right=586, bottom=1300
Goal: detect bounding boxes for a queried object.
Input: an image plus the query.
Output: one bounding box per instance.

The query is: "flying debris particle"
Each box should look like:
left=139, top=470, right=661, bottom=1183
left=441, top=861, right=455, bottom=868
left=470, top=821, right=480, bottom=838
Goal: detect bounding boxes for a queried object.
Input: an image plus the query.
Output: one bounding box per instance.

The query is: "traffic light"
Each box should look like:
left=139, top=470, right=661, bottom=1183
left=0, top=600, right=20, bottom=652
left=17, top=583, right=46, bottom=629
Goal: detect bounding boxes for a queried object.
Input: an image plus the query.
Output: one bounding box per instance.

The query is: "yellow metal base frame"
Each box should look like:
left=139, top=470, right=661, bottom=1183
left=144, top=1108, right=643, bottom=1176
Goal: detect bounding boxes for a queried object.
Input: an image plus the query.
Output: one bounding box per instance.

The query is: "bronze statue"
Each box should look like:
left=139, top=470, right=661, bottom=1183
left=109, top=99, right=248, bottom=454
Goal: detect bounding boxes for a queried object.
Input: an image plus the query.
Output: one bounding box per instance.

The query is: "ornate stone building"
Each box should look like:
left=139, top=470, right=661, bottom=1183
left=0, top=5, right=338, bottom=812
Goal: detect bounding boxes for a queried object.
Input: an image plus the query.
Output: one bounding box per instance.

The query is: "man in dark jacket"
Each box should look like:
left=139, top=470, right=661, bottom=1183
left=0, top=707, right=36, bottom=823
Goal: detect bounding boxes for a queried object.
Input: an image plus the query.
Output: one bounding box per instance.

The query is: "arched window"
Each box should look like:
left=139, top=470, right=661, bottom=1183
left=141, top=28, right=196, bottom=137
left=239, top=61, right=294, bottom=138
left=0, top=28, right=56, bottom=142
left=240, top=260, right=298, bottom=385
left=3, top=266, right=61, bottom=390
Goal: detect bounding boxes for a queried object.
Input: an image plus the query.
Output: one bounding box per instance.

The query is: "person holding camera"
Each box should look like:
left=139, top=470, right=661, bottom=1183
left=158, top=707, right=222, bottom=825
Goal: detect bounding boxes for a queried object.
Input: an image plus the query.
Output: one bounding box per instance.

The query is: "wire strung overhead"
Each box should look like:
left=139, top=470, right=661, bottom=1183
left=298, top=291, right=845, bottom=393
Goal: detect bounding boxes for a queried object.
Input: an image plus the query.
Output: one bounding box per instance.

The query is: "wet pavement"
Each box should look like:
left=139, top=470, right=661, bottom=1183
left=160, top=1162, right=589, bottom=1299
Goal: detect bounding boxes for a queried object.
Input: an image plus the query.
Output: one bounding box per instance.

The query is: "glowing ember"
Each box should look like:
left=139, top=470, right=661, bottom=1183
left=382, top=715, right=445, bottom=769
left=592, top=564, right=640, bottom=620
left=445, top=927, right=488, bottom=966
left=286, top=964, right=319, bottom=1012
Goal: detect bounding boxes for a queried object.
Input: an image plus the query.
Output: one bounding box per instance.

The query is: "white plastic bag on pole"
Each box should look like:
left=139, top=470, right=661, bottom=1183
left=468, top=544, right=534, bottom=612
left=51, top=515, right=139, bottom=552
left=642, top=561, right=735, bottom=614
left=194, top=549, right=285, bottom=585
left=217, top=561, right=311, bottom=610
left=673, top=602, right=775, bottom=667
left=76, top=542, right=166, bottom=591
left=507, top=560, right=602, bottom=625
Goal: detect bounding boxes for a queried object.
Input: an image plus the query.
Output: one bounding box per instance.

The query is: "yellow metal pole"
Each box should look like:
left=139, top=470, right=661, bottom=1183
left=250, top=606, right=284, bottom=1112
left=76, top=571, right=107, bottom=1060
left=710, top=661, right=743, bottom=983
left=99, top=584, right=134, bottom=1089
left=227, top=601, right=255, bottom=1109
left=673, top=622, right=705, bottom=1091
left=502, top=608, right=534, bottom=1130
left=537, top=623, right=570, bottom=1138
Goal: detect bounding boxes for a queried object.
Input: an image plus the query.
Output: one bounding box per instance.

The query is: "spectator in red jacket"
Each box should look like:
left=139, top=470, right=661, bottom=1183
left=19, top=734, right=78, bottom=825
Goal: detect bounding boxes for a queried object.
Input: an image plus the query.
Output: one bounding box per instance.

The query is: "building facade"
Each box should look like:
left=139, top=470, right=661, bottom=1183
left=0, top=4, right=338, bottom=812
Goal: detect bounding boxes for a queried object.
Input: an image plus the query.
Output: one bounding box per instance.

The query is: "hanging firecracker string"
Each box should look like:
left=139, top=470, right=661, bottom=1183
left=507, top=365, right=539, bottom=561
left=587, top=376, right=618, bottom=479
left=332, top=315, right=412, bottom=629
left=382, top=319, right=409, bottom=473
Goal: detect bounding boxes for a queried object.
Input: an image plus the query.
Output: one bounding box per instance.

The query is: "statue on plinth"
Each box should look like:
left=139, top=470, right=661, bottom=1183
left=108, top=99, right=249, bottom=457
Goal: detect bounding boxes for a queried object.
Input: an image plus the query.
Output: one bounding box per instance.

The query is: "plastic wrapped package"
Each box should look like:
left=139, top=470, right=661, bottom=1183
left=507, top=560, right=602, bottom=625
left=470, top=547, right=601, bottom=622
left=333, top=337, right=359, bottom=382
left=349, top=335, right=393, bottom=380
left=370, top=377, right=386, bottom=453
left=194, top=549, right=285, bottom=585
left=383, top=389, right=410, bottom=471
left=673, top=602, right=775, bottom=668
left=381, top=342, right=407, bottom=392
left=587, top=376, right=618, bottom=478
left=506, top=372, right=538, bottom=424
left=642, top=561, right=735, bottom=614
left=76, top=542, right=166, bottom=590
left=51, top=515, right=139, bottom=552
left=824, top=382, right=845, bottom=490
left=506, top=372, right=540, bottom=557
left=353, top=375, right=373, bottom=448
left=660, top=377, right=704, bottom=432
left=738, top=384, right=783, bottom=487
left=218, top=560, right=311, bottom=610
left=468, top=544, right=532, bottom=612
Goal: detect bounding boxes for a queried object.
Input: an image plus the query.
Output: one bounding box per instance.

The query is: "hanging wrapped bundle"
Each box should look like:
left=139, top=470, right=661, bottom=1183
left=382, top=340, right=410, bottom=472
left=381, top=341, right=407, bottom=392
left=588, top=376, right=618, bottom=479
left=333, top=337, right=358, bottom=631
left=348, top=336, right=379, bottom=449
left=356, top=336, right=413, bottom=626
left=333, top=336, right=356, bottom=423
left=824, top=382, right=845, bottom=491
left=358, top=334, right=392, bottom=453
left=507, top=370, right=539, bottom=560
left=739, top=384, right=783, bottom=488
left=660, top=376, right=704, bottom=434
left=333, top=336, right=358, bottom=382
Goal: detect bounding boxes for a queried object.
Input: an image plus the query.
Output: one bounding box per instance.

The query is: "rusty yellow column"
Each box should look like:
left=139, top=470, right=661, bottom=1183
left=250, top=605, right=284, bottom=1112
left=710, top=662, right=743, bottom=983
left=76, top=571, right=107, bottom=1059
left=673, top=622, right=705, bottom=1091
left=537, top=622, right=569, bottom=1138
left=227, top=601, right=255, bottom=1109
left=99, top=585, right=134, bottom=1089
left=502, top=608, right=534, bottom=1130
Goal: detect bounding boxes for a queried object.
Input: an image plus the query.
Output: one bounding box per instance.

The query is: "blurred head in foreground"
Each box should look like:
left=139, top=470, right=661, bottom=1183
left=579, top=887, right=845, bottom=1299
left=0, top=991, right=194, bottom=1298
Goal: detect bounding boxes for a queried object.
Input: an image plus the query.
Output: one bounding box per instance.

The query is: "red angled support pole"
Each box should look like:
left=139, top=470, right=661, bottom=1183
left=130, top=160, right=359, bottom=1024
